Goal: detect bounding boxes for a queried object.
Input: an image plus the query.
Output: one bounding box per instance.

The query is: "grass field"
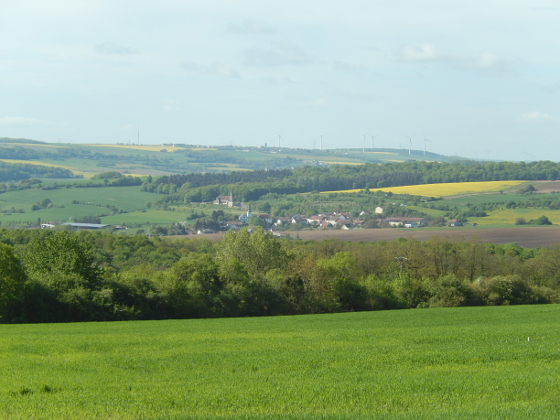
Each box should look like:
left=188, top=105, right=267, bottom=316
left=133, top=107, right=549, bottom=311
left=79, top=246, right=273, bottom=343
left=1, top=305, right=558, bottom=419
left=475, top=208, right=560, bottom=226
left=323, top=181, right=528, bottom=197
left=0, top=186, right=156, bottom=224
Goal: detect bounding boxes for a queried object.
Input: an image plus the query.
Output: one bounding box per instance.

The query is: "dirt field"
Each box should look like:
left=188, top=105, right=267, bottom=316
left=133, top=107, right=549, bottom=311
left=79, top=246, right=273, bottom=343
left=533, top=180, right=560, bottom=193
left=196, top=226, right=560, bottom=248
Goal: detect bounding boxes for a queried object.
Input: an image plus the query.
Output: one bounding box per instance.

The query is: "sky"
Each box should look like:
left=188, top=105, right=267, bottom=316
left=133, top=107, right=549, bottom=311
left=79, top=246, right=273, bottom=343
left=0, top=0, right=559, bottom=161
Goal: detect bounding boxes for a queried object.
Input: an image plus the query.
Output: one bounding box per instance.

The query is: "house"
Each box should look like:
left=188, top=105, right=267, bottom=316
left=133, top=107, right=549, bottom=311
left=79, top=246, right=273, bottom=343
left=320, top=220, right=331, bottom=228
left=226, top=221, right=245, bottom=229
left=214, top=195, right=235, bottom=207
left=291, top=217, right=309, bottom=225
left=307, top=215, right=326, bottom=225
left=197, top=228, right=216, bottom=234
left=258, top=214, right=273, bottom=224
left=274, top=216, right=291, bottom=226
left=238, top=207, right=252, bottom=223
left=447, top=219, right=463, bottom=227
left=375, top=206, right=384, bottom=214
left=383, top=217, right=426, bottom=228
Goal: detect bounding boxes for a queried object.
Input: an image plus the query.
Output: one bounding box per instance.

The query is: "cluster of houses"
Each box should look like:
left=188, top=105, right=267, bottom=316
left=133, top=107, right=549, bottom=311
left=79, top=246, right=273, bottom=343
left=210, top=196, right=466, bottom=234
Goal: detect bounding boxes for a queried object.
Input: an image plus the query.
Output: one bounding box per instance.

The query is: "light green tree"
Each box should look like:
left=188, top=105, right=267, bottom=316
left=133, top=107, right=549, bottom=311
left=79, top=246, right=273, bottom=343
left=216, top=228, right=289, bottom=278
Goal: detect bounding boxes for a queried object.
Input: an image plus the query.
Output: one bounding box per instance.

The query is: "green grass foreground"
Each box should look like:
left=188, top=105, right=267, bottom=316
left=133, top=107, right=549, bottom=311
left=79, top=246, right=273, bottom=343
left=1, top=305, right=559, bottom=420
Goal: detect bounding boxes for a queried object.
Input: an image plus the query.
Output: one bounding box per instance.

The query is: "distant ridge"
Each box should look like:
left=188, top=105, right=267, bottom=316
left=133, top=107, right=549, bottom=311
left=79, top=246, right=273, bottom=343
left=0, top=137, right=45, bottom=144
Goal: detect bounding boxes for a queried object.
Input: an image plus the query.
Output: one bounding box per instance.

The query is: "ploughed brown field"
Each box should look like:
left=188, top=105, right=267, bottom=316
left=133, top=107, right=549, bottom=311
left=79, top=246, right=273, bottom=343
left=198, top=226, right=560, bottom=248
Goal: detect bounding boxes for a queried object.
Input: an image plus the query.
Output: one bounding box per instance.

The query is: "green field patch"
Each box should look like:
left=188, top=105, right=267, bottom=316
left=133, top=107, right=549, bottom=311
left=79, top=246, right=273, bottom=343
left=405, top=205, right=446, bottom=218
left=476, top=208, right=560, bottom=225
left=0, top=186, right=154, bottom=224
left=0, top=305, right=558, bottom=419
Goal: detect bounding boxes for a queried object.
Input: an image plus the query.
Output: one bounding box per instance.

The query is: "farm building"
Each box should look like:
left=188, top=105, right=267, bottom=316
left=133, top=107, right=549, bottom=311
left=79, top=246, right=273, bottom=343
left=61, top=223, right=109, bottom=230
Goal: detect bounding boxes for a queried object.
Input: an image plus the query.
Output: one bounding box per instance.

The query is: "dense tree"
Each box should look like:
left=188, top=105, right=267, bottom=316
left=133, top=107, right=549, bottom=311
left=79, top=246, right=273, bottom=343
left=216, top=228, right=289, bottom=277
left=0, top=244, right=26, bottom=321
left=0, top=228, right=558, bottom=323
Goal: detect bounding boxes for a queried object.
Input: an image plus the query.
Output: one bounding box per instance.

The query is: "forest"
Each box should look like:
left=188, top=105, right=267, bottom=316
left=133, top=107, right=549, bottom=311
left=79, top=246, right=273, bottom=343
left=1, top=228, right=559, bottom=324
left=143, top=160, right=560, bottom=205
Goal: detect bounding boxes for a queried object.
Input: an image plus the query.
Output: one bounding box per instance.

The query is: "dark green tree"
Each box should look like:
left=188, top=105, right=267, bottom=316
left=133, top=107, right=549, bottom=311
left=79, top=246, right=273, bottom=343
left=0, top=243, right=27, bottom=322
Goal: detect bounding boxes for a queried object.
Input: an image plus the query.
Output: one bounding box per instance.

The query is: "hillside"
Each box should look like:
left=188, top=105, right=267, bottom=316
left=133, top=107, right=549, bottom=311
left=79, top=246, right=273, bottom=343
left=0, top=138, right=466, bottom=177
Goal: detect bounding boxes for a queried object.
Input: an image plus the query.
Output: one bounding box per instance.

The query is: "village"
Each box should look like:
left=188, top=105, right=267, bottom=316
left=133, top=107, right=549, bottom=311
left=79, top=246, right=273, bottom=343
left=206, top=194, right=464, bottom=235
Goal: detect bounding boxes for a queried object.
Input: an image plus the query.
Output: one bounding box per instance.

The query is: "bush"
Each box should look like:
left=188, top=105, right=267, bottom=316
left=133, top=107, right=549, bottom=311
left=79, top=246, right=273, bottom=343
left=535, top=215, right=552, bottom=225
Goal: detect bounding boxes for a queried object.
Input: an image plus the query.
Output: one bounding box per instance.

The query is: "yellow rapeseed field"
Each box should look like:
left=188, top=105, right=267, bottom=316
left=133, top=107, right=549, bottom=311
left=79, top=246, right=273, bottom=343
left=323, top=180, right=527, bottom=197
left=85, top=144, right=185, bottom=152
left=83, top=144, right=218, bottom=152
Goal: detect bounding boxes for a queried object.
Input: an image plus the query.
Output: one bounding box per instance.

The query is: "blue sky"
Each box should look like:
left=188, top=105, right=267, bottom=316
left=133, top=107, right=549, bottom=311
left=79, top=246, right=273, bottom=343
left=1, top=0, right=559, bottom=161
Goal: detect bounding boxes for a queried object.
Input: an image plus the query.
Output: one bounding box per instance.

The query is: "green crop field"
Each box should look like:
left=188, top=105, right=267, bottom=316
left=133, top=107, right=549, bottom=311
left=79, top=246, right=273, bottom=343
left=1, top=305, right=558, bottom=420
left=0, top=186, right=156, bottom=224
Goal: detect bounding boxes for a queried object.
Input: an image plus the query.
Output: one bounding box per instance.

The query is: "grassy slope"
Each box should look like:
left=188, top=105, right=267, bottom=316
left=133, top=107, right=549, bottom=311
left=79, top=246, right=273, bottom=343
left=0, top=305, right=558, bottom=420
left=442, top=192, right=560, bottom=226
left=0, top=186, right=156, bottom=224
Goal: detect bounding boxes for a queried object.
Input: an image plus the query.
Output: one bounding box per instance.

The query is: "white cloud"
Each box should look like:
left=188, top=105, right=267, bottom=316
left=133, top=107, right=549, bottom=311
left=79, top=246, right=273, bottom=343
left=93, top=42, right=140, bottom=56
left=398, top=44, right=439, bottom=62
left=397, top=43, right=514, bottom=74
left=243, top=42, right=315, bottom=66
left=181, top=61, right=240, bottom=78
left=227, top=19, right=275, bottom=35
left=520, top=111, right=554, bottom=121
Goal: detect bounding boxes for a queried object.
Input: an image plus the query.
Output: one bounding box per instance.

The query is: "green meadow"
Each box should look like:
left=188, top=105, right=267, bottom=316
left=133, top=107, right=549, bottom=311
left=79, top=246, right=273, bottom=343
left=1, top=305, right=558, bottom=420
left=0, top=186, right=156, bottom=225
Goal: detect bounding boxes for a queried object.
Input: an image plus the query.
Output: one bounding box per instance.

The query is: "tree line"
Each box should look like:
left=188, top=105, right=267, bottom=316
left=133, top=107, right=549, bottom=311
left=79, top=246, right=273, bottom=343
left=0, top=161, right=73, bottom=182
left=142, top=160, right=560, bottom=204
left=1, top=228, right=559, bottom=323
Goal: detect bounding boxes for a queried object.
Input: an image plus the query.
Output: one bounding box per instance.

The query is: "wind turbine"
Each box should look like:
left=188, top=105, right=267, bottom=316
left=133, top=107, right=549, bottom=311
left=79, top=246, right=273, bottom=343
left=404, top=134, right=414, bottom=155
left=371, top=135, right=376, bottom=150
left=423, top=134, right=431, bottom=156
left=278, top=134, right=283, bottom=151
